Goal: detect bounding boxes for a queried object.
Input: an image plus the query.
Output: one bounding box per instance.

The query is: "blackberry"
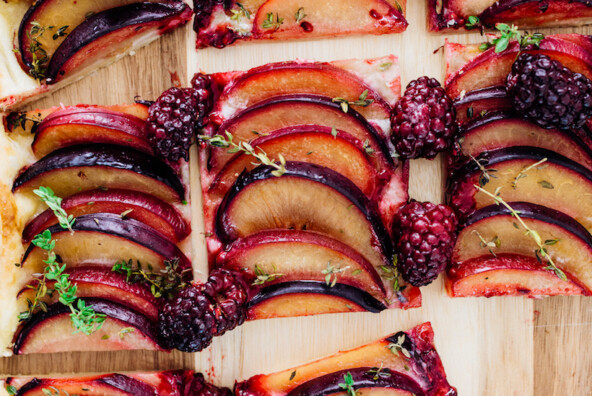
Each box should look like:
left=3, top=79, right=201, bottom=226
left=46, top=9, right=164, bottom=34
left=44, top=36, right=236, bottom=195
left=391, top=77, right=457, bottom=159
left=191, top=73, right=215, bottom=129
left=507, top=53, right=592, bottom=130
left=147, top=87, right=199, bottom=162
left=393, top=201, right=458, bottom=287
left=183, top=372, right=233, bottom=396
left=157, top=269, right=248, bottom=352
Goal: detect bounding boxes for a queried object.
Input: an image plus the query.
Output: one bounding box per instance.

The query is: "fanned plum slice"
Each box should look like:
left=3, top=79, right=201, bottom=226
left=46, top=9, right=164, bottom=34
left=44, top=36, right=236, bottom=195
left=451, top=203, right=592, bottom=295
left=216, top=162, right=392, bottom=270
left=214, top=62, right=392, bottom=123
left=209, top=126, right=378, bottom=199
left=17, top=267, right=160, bottom=321
left=217, top=230, right=386, bottom=300
left=13, top=299, right=162, bottom=354
left=206, top=95, right=392, bottom=175
left=45, top=2, right=192, bottom=84
left=448, top=147, right=592, bottom=231
left=478, top=0, right=592, bottom=28
left=21, top=213, right=191, bottom=273
left=22, top=189, right=190, bottom=243
left=252, top=0, right=407, bottom=39
left=18, top=0, right=162, bottom=71
left=453, top=86, right=511, bottom=124
left=247, top=281, right=387, bottom=319
left=445, top=37, right=592, bottom=99
left=12, top=144, right=185, bottom=202
left=32, top=109, right=151, bottom=157
left=453, top=112, right=592, bottom=171
left=235, top=322, right=456, bottom=395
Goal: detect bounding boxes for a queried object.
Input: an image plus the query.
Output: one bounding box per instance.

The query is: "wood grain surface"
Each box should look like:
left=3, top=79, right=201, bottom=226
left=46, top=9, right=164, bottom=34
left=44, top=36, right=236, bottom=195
left=1, top=2, right=591, bottom=395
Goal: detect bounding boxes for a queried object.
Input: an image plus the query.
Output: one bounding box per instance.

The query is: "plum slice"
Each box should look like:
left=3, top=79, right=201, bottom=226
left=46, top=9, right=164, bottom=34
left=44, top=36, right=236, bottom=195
left=206, top=94, right=393, bottom=176
left=22, top=188, right=190, bottom=243
left=214, top=62, right=392, bottom=123
left=32, top=108, right=152, bottom=157
left=247, top=281, right=387, bottom=318
left=453, top=86, right=511, bottom=124
left=445, top=37, right=592, bottom=99
left=7, top=374, right=157, bottom=395
left=44, top=2, right=192, bottom=84
left=12, top=144, right=185, bottom=203
left=252, top=0, right=407, bottom=40
left=209, top=126, right=379, bottom=199
left=217, top=230, right=386, bottom=300
left=448, top=147, right=592, bottom=232
left=453, top=112, right=592, bottom=171
left=235, top=322, right=456, bottom=395
left=17, top=267, right=160, bottom=321
left=216, top=162, right=392, bottom=270
left=21, top=213, right=191, bottom=273
left=13, top=299, right=162, bottom=354
left=450, top=202, right=592, bottom=295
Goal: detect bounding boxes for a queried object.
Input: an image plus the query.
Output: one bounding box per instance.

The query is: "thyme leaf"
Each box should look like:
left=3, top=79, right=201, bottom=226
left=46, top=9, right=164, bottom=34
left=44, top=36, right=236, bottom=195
left=332, top=90, right=374, bottom=113
left=262, top=12, right=284, bottom=30
left=294, top=7, right=306, bottom=23
left=511, top=158, right=547, bottom=189
left=321, top=262, right=349, bottom=287
left=338, top=372, right=357, bottom=396
left=252, top=264, right=284, bottom=285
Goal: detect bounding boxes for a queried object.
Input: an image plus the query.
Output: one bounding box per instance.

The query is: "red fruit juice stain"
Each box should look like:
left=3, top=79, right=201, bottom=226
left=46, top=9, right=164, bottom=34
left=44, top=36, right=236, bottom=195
left=369, top=9, right=381, bottom=19
left=300, top=21, right=313, bottom=32
left=170, top=71, right=182, bottom=88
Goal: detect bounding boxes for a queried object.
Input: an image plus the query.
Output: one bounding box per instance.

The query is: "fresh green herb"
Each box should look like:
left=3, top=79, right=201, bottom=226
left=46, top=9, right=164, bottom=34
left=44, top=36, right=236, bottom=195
left=479, top=24, right=544, bottom=53
left=465, top=15, right=480, bottom=29
left=468, top=154, right=498, bottom=187
left=474, top=185, right=567, bottom=280
left=6, top=111, right=43, bottom=133
left=473, top=230, right=500, bottom=257
left=252, top=264, right=284, bottom=285
left=321, top=262, right=349, bottom=287
left=539, top=180, right=554, bottom=189
left=199, top=132, right=287, bottom=177
left=42, top=387, right=76, bottom=396
left=362, top=139, right=375, bottom=156
left=25, top=22, right=69, bottom=80
left=34, top=186, right=75, bottom=232
left=289, top=370, right=297, bottom=381
left=119, top=327, right=135, bottom=339
left=338, top=372, right=357, bottom=396
left=231, top=3, right=250, bottom=21
left=379, top=62, right=393, bottom=71
left=388, top=334, right=411, bottom=358
left=120, top=209, right=133, bottom=219
left=52, top=25, right=69, bottom=40
left=5, top=385, right=17, bottom=395
left=467, top=106, right=474, bottom=119
left=295, top=7, right=306, bottom=23
left=351, top=269, right=362, bottom=276
left=367, top=364, right=391, bottom=380
left=332, top=90, right=374, bottom=113
left=331, top=126, right=338, bottom=139
left=102, top=334, right=110, bottom=340
left=262, top=12, right=284, bottom=30
left=380, top=259, right=401, bottom=293
left=392, top=0, right=403, bottom=12
left=512, top=158, right=547, bottom=189
left=112, top=258, right=191, bottom=299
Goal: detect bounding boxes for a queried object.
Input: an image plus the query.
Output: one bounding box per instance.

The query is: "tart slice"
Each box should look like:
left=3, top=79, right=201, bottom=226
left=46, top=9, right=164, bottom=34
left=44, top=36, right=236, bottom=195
left=194, top=56, right=420, bottom=319
left=428, top=0, right=592, bottom=31
left=194, top=0, right=408, bottom=48
left=3, top=370, right=231, bottom=395
left=235, top=322, right=456, bottom=396
left=444, top=33, right=592, bottom=297
left=0, top=1, right=192, bottom=110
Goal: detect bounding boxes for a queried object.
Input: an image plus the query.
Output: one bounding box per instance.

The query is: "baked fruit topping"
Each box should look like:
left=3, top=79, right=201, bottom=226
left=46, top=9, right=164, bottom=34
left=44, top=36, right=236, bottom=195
left=506, top=52, right=592, bottom=130
left=158, top=268, right=248, bottom=352
left=394, top=201, right=458, bottom=287
left=391, top=76, right=457, bottom=159
left=235, top=322, right=456, bottom=396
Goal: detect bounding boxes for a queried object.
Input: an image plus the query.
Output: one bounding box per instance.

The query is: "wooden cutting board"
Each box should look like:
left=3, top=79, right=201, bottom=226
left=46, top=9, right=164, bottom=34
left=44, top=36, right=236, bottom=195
left=1, top=2, right=591, bottom=395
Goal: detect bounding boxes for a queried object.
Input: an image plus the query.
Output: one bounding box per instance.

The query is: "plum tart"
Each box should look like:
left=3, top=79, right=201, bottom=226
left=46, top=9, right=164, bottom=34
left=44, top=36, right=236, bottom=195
left=0, top=0, right=192, bottom=110
left=428, top=0, right=592, bottom=32
left=235, top=322, right=457, bottom=396
left=444, top=33, right=592, bottom=297
left=193, top=0, right=408, bottom=48
left=2, top=370, right=231, bottom=395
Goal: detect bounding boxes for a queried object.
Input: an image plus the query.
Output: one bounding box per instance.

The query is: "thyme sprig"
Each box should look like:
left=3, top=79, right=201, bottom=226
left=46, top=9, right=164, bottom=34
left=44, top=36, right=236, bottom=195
left=387, top=333, right=411, bottom=358
left=474, top=185, right=567, bottom=280
left=6, top=111, right=43, bottom=134
left=511, top=158, right=547, bottom=189
left=380, top=258, right=401, bottom=293
left=294, top=7, right=306, bottom=23
left=252, top=264, right=284, bottom=286
left=332, top=90, right=374, bottom=113
left=473, top=230, right=500, bottom=257
left=34, top=186, right=75, bottom=232
left=41, top=386, right=75, bottom=396
left=367, top=364, right=391, bottom=380
left=338, top=372, right=357, bottom=396
left=112, top=258, right=191, bottom=299
left=199, top=132, right=287, bottom=177
left=231, top=3, right=250, bottom=21
left=465, top=15, right=481, bottom=30
left=20, top=189, right=105, bottom=335
left=469, top=154, right=498, bottom=187
left=25, top=22, right=69, bottom=80
left=262, top=12, right=284, bottom=30
left=479, top=23, right=545, bottom=53
left=321, top=262, right=349, bottom=287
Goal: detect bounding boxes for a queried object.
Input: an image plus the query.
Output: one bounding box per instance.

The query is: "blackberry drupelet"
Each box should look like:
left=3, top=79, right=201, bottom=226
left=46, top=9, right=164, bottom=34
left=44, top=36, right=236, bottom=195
left=393, top=201, right=458, bottom=287
left=191, top=72, right=215, bottom=129
left=157, top=269, right=248, bottom=352
left=185, top=372, right=233, bottom=396
left=506, top=53, right=592, bottom=130
left=391, top=76, right=457, bottom=159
